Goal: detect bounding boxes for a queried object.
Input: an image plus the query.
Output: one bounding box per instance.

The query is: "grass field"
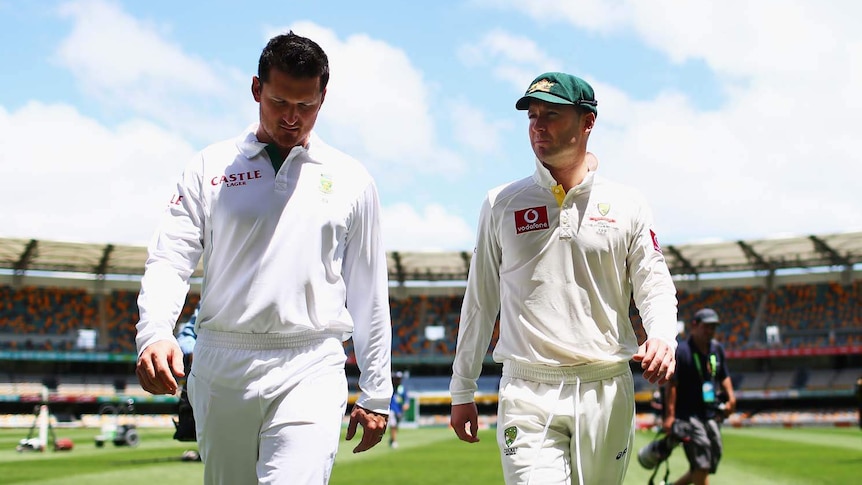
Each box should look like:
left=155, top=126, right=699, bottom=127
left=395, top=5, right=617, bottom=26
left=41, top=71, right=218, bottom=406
left=0, top=425, right=859, bottom=484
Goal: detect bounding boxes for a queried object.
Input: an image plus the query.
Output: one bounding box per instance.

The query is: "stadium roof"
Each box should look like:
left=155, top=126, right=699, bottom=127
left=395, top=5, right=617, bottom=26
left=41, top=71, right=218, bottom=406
left=0, top=232, right=860, bottom=283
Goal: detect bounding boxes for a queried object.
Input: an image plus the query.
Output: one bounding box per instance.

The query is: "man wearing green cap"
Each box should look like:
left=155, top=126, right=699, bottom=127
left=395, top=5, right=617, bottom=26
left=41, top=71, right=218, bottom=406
left=450, top=72, right=679, bottom=484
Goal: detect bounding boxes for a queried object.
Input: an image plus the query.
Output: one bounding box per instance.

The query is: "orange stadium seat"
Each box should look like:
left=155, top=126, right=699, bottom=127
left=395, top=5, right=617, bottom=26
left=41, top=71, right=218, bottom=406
left=1, top=281, right=860, bottom=356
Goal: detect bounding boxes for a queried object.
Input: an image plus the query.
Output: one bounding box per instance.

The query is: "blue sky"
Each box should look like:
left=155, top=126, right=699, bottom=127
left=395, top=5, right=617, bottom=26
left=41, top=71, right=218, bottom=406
left=1, top=0, right=860, bottom=251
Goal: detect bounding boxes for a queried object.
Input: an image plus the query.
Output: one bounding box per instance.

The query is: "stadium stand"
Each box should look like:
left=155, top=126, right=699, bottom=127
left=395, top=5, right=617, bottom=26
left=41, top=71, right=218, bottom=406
left=738, top=371, right=771, bottom=391
left=765, top=369, right=798, bottom=391
left=804, top=369, right=839, bottom=390
left=0, top=234, right=860, bottom=425
left=831, top=367, right=862, bottom=390
left=3, top=282, right=858, bottom=358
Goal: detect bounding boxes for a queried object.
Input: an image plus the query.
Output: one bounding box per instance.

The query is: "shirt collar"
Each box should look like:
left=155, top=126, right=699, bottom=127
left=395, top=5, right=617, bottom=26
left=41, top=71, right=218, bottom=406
left=235, top=124, right=268, bottom=158
left=235, top=123, right=322, bottom=164
left=532, top=158, right=557, bottom=187
left=532, top=158, right=597, bottom=205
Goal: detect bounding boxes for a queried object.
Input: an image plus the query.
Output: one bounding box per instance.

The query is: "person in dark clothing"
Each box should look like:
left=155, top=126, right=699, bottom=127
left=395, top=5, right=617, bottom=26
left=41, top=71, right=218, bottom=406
left=664, top=308, right=736, bottom=485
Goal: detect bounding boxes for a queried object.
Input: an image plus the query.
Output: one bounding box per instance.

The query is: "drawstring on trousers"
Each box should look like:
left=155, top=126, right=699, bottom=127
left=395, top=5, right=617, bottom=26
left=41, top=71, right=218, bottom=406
left=573, top=376, right=584, bottom=485
left=525, top=377, right=584, bottom=485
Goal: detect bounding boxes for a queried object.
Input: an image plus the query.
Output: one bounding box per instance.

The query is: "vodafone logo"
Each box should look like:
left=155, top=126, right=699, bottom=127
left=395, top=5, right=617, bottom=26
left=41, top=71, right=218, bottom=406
left=514, top=206, right=550, bottom=234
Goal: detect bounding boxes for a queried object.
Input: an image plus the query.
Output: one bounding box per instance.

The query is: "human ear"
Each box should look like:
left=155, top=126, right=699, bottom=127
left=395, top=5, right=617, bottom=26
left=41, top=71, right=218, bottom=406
left=251, top=77, right=262, bottom=102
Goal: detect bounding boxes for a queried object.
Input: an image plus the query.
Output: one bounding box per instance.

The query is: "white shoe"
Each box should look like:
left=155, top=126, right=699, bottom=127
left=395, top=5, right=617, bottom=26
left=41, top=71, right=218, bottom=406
left=181, top=450, right=201, bottom=462
left=390, top=441, right=398, bottom=449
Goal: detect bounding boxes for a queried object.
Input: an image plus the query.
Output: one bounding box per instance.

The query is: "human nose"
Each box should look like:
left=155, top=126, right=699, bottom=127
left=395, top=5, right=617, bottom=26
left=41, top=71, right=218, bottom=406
left=282, top=105, right=299, bottom=124
left=530, top=115, right=547, bottom=132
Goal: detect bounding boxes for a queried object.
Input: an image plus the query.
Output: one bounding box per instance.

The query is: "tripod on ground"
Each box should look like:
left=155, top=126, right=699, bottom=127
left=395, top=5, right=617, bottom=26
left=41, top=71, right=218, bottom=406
left=16, top=402, right=58, bottom=452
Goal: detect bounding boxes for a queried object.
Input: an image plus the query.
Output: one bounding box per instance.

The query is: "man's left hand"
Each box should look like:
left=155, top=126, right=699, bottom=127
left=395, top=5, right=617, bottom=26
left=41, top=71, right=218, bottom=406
left=345, top=405, right=388, bottom=453
left=633, top=338, right=676, bottom=385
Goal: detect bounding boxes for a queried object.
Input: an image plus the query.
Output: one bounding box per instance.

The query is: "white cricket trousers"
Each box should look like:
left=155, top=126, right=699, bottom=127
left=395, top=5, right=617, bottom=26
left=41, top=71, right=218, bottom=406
left=188, top=329, right=348, bottom=485
left=497, top=360, right=635, bottom=485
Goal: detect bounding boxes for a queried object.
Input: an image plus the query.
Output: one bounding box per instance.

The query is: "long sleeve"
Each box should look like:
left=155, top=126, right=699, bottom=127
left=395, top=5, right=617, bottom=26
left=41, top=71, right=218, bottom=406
left=343, top=181, right=393, bottom=414
left=627, top=199, right=678, bottom=350
left=136, top=155, right=206, bottom=356
left=450, top=196, right=502, bottom=405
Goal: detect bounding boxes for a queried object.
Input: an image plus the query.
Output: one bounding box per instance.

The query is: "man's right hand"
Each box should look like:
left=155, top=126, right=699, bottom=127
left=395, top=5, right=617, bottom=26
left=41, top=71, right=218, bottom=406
left=450, top=402, right=480, bottom=443
left=136, top=340, right=184, bottom=395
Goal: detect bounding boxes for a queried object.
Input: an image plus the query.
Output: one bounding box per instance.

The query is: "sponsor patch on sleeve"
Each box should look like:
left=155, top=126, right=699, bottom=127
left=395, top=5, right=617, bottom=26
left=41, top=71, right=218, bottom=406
left=514, top=206, right=550, bottom=234
left=650, top=229, right=662, bottom=253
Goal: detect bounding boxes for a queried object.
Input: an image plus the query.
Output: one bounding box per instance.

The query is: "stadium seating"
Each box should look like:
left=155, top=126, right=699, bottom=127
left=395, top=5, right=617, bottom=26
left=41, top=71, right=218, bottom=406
left=0, top=286, right=198, bottom=352
left=737, top=371, right=771, bottom=391
left=761, top=282, right=861, bottom=348
left=803, top=369, right=838, bottom=390
left=0, top=282, right=860, bottom=358
left=830, top=367, right=862, bottom=390
left=765, top=369, right=798, bottom=390
left=1, top=282, right=860, bottom=425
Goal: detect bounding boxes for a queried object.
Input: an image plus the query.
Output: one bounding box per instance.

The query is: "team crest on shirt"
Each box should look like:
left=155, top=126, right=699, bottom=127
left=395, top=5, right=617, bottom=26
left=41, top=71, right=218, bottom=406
left=503, top=426, right=518, bottom=455
left=587, top=202, right=617, bottom=235
left=598, top=202, right=610, bottom=216
left=319, top=173, right=333, bottom=194
left=514, top=206, right=550, bottom=234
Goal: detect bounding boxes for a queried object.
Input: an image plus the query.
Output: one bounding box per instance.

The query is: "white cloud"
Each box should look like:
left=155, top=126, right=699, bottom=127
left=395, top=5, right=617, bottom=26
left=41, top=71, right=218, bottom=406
left=627, top=1, right=854, bottom=78
left=55, top=0, right=250, bottom=143
left=6, top=0, right=858, bottom=254
left=8, top=5, right=473, bottom=253
left=472, top=0, right=628, bottom=33
left=458, top=29, right=563, bottom=89
left=382, top=203, right=474, bottom=251
left=448, top=101, right=512, bottom=155
left=473, top=0, right=862, bottom=242
left=0, top=102, right=195, bottom=245
left=269, top=21, right=465, bottom=178
left=591, top=85, right=862, bottom=242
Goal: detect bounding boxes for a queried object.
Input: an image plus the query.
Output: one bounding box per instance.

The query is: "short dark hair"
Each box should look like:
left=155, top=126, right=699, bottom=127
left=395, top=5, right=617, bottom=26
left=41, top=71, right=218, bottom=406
left=573, top=105, right=594, bottom=119
left=258, top=31, right=329, bottom=91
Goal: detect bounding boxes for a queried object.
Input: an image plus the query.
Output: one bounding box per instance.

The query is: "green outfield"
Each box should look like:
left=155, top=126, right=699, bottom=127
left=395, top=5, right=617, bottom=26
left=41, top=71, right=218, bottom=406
left=0, top=425, right=859, bottom=484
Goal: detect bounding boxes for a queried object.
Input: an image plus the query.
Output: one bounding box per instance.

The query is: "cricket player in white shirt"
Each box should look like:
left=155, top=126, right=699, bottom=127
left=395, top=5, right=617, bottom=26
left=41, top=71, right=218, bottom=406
left=450, top=72, right=678, bottom=485
left=135, top=32, right=392, bottom=485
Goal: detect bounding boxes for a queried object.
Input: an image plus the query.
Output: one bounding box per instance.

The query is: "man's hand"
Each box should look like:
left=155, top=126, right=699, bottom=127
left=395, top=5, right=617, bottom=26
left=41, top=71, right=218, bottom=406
left=345, top=405, right=388, bottom=453
left=633, top=338, right=676, bottom=386
left=136, top=340, right=184, bottom=395
left=450, top=402, right=480, bottom=443
left=662, top=415, right=676, bottom=435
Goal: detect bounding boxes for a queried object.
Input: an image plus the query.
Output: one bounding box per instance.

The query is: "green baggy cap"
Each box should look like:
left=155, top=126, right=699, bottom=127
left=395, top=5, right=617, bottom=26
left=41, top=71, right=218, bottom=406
left=515, top=72, right=598, bottom=115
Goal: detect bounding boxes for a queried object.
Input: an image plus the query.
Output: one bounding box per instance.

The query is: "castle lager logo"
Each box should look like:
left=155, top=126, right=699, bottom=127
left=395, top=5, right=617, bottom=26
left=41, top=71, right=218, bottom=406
left=211, top=170, right=263, bottom=187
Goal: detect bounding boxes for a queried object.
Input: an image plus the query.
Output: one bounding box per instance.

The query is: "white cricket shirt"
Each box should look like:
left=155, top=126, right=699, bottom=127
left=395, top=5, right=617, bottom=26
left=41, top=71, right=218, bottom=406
left=136, top=125, right=392, bottom=412
left=450, top=160, right=678, bottom=404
